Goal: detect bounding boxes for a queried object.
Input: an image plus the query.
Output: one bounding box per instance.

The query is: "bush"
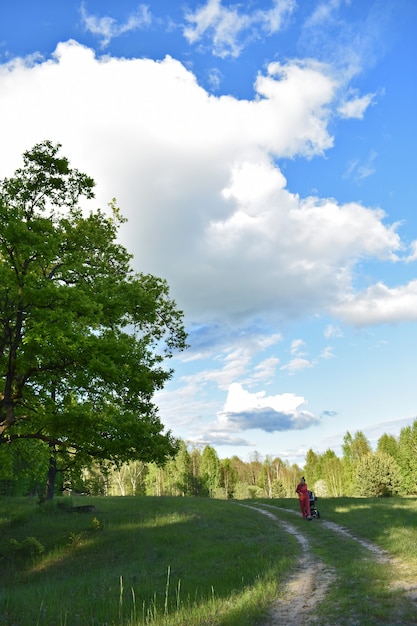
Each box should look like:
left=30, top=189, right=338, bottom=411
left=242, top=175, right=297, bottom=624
left=9, top=536, right=45, bottom=560
left=354, top=451, right=402, bottom=497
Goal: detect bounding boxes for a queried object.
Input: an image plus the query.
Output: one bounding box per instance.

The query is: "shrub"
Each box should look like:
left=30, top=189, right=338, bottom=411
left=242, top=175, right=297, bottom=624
left=9, top=536, right=45, bottom=560
left=354, top=451, right=402, bottom=497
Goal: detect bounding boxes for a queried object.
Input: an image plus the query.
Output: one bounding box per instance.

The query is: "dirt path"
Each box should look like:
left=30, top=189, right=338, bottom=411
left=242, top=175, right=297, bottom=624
left=242, top=505, right=334, bottom=625
left=241, top=503, right=417, bottom=625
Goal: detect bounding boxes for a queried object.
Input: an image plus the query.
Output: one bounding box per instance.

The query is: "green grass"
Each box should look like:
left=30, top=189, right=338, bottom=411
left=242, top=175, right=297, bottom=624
left=0, top=496, right=296, bottom=626
left=1, top=496, right=417, bottom=625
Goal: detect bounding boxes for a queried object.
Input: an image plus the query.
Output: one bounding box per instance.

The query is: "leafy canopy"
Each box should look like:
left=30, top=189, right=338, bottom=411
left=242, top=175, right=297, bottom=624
left=0, top=140, right=187, bottom=471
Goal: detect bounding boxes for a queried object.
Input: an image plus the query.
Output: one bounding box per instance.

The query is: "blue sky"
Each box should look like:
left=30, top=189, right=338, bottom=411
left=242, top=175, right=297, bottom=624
left=1, top=0, right=416, bottom=465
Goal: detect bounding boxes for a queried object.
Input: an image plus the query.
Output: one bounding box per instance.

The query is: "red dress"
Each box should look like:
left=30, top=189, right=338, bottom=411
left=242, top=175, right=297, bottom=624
left=295, top=481, right=311, bottom=518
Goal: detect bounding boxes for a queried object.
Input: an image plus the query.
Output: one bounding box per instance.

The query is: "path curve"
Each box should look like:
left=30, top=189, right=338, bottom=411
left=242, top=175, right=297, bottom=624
left=240, top=504, right=334, bottom=625
left=241, top=502, right=417, bottom=625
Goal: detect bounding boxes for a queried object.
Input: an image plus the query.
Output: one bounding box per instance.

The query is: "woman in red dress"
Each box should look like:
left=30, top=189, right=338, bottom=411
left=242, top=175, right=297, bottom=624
left=295, top=476, right=312, bottom=520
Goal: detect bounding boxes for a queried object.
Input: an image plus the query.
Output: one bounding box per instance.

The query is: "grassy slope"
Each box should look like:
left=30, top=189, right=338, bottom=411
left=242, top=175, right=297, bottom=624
left=0, top=496, right=295, bottom=626
left=0, top=496, right=416, bottom=625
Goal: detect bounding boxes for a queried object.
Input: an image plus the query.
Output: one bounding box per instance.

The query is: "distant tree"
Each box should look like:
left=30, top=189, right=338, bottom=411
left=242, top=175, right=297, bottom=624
left=107, top=460, right=147, bottom=496
left=321, top=449, right=344, bottom=496
left=163, top=440, right=193, bottom=496
left=354, top=451, right=402, bottom=497
left=0, top=141, right=187, bottom=500
left=145, top=462, right=165, bottom=496
left=200, top=446, right=220, bottom=497
left=220, top=458, right=237, bottom=499
left=260, top=456, right=274, bottom=498
left=397, top=419, right=417, bottom=494
left=248, top=451, right=263, bottom=488
left=342, top=431, right=372, bottom=495
left=230, top=455, right=252, bottom=485
left=269, top=457, right=287, bottom=497
left=282, top=463, right=302, bottom=498
left=189, top=446, right=204, bottom=496
left=303, top=449, right=321, bottom=486
left=377, top=433, right=399, bottom=461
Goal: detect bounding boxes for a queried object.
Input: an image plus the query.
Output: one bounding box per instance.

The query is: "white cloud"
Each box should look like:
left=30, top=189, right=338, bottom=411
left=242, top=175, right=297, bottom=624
left=280, top=357, right=315, bottom=374
left=183, top=0, right=296, bottom=58
left=80, top=3, right=151, bottom=48
left=290, top=339, right=306, bottom=355
left=332, top=280, right=417, bottom=325
left=216, top=382, right=319, bottom=432
left=0, top=41, right=409, bottom=334
left=405, top=240, right=417, bottom=263
left=320, top=346, right=334, bottom=359
left=324, top=324, right=343, bottom=339
left=252, top=356, right=280, bottom=382
left=303, top=0, right=347, bottom=29
left=338, top=91, right=376, bottom=119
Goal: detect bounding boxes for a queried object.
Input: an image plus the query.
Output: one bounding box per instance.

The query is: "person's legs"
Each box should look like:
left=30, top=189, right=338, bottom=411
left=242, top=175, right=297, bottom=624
left=304, top=495, right=311, bottom=518
left=298, top=497, right=305, bottom=517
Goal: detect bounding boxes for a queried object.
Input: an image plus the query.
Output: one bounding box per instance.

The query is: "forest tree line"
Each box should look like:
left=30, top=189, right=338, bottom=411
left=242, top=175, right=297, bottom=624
left=2, top=419, right=416, bottom=499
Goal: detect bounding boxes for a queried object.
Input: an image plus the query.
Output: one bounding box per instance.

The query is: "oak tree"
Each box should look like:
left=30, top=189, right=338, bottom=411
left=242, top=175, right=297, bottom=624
left=0, top=141, right=187, bottom=499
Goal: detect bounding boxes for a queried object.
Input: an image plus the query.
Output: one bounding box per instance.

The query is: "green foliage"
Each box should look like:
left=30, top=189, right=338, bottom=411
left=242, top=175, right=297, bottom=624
left=200, top=445, right=220, bottom=497
left=397, top=419, right=417, bottom=494
left=0, top=141, right=188, bottom=498
left=377, top=433, right=399, bottom=459
left=220, top=457, right=238, bottom=498
left=90, top=516, right=102, bottom=531
left=354, top=450, right=402, bottom=497
left=9, top=535, right=45, bottom=560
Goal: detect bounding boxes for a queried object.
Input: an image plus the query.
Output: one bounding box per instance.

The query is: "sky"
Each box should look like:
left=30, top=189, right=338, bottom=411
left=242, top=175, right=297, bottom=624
left=1, top=0, right=416, bottom=466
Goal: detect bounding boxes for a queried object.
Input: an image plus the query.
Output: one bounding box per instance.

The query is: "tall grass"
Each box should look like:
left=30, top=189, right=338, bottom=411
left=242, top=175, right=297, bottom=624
left=0, top=496, right=295, bottom=626
left=1, top=496, right=416, bottom=625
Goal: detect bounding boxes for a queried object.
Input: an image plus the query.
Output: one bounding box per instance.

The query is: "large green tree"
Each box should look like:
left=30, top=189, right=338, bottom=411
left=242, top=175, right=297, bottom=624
left=0, top=141, right=187, bottom=499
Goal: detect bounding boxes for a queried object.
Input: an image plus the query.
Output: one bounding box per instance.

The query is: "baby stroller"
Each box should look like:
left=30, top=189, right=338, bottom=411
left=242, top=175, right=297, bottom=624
left=308, top=490, right=320, bottom=519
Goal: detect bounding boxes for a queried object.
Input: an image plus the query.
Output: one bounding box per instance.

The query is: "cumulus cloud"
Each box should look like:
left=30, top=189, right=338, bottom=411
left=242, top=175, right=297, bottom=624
left=0, top=40, right=412, bottom=339
left=216, top=382, right=319, bottom=432
left=332, top=280, right=417, bottom=325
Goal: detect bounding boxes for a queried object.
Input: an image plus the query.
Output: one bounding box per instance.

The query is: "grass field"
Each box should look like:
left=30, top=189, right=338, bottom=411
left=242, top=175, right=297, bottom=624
left=0, top=495, right=416, bottom=625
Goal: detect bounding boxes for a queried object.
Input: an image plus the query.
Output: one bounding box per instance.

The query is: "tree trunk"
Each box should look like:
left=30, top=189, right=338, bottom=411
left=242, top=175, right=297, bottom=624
left=45, top=455, right=57, bottom=501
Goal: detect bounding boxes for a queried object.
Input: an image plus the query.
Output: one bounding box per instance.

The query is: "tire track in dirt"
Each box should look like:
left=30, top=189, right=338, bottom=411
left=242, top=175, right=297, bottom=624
left=240, top=504, right=334, bottom=625
left=248, top=502, right=417, bottom=623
